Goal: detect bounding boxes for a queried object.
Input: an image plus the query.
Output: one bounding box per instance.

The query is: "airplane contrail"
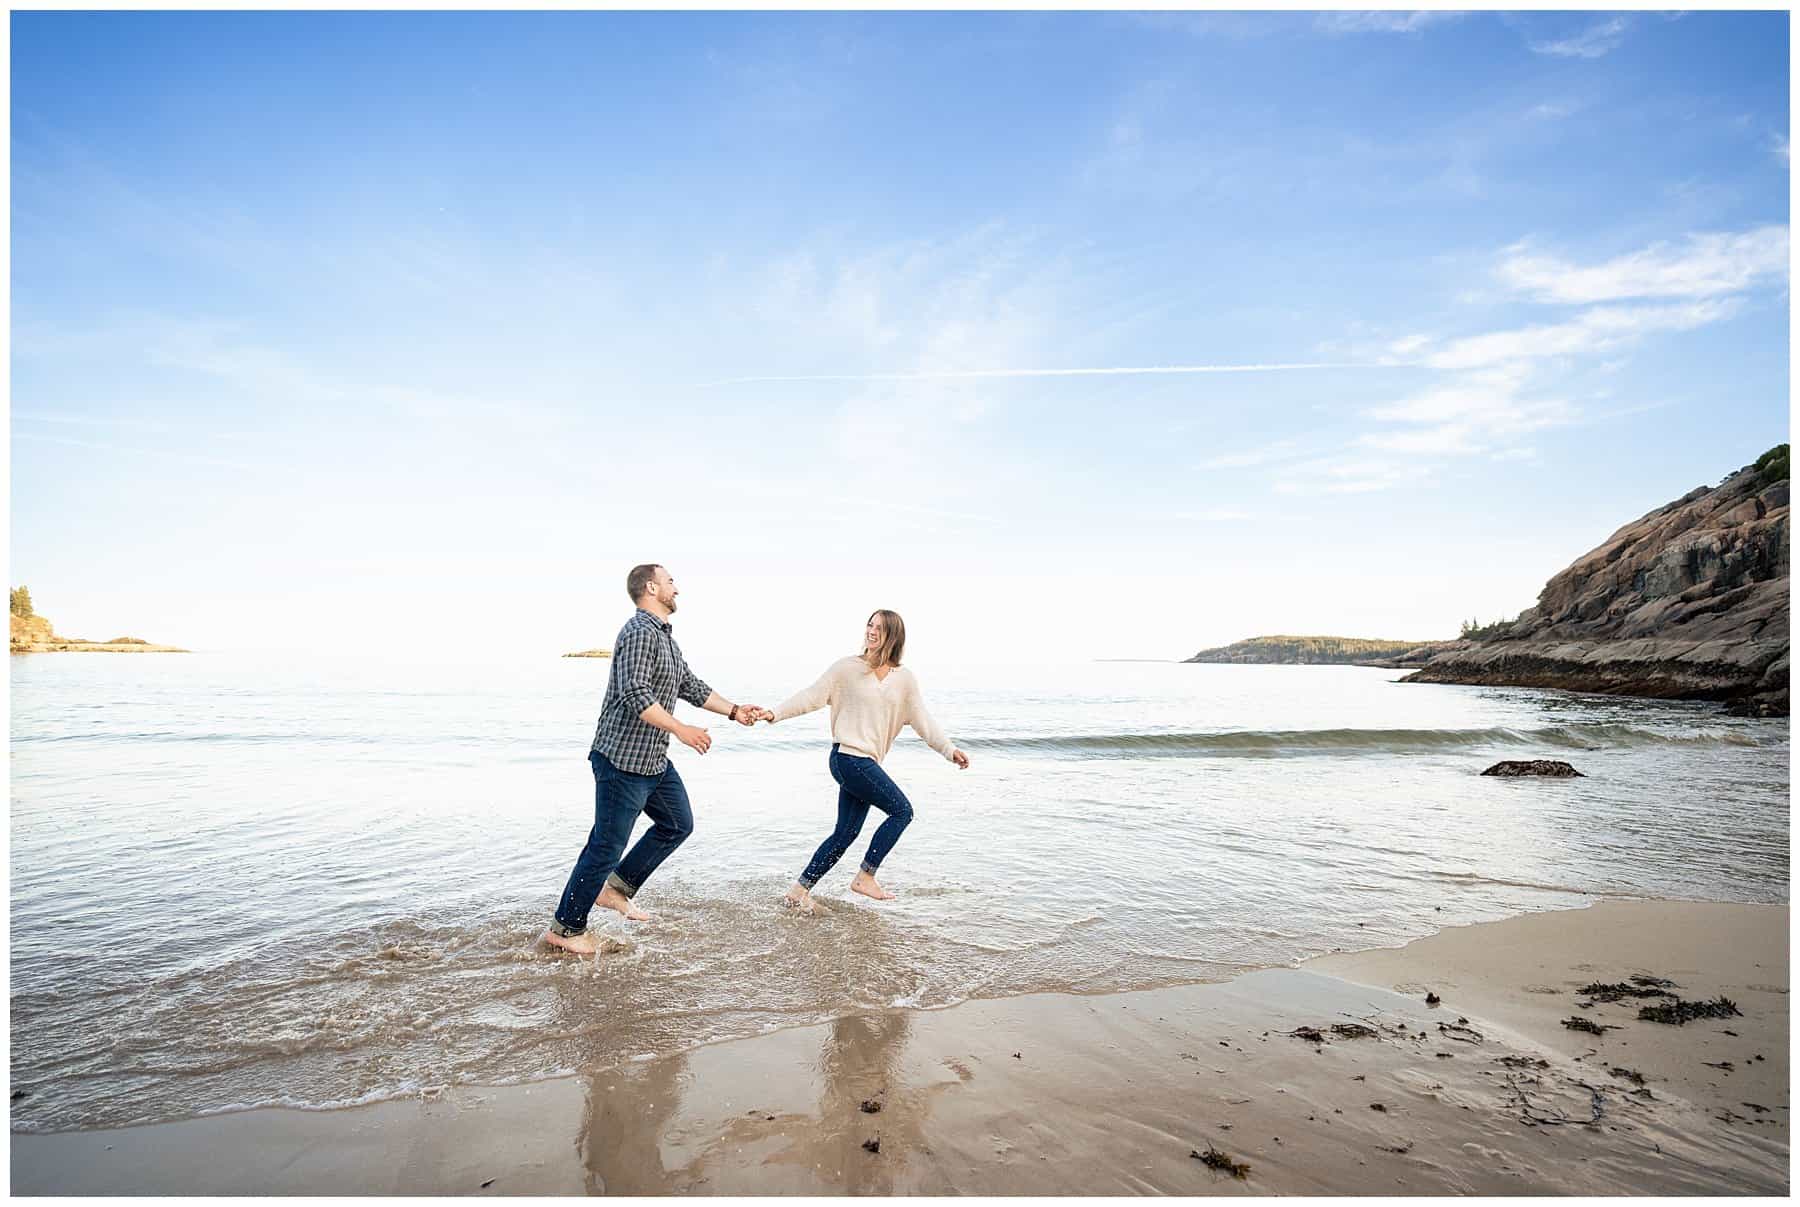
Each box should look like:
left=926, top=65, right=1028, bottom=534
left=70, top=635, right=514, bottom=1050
left=701, top=361, right=1408, bottom=387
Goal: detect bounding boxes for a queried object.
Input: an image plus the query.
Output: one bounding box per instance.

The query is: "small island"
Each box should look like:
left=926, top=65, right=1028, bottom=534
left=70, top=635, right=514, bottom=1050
left=562, top=649, right=613, bottom=659
left=9, top=587, right=187, bottom=654
left=1185, top=635, right=1445, bottom=666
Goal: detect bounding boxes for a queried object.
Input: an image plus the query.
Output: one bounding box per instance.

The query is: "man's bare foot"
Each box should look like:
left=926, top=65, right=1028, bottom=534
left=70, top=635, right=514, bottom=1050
left=849, top=871, right=896, bottom=901
left=783, top=884, right=818, bottom=915
left=542, top=928, right=598, bottom=956
left=596, top=885, right=651, bottom=921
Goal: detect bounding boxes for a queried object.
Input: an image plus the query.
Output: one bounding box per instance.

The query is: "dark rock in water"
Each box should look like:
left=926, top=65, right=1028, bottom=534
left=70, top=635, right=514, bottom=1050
left=1725, top=693, right=1788, bottom=717
left=1403, top=451, right=1789, bottom=714
left=861, top=1136, right=881, bottom=1154
left=859, top=1098, right=882, bottom=1114
left=1482, top=760, right=1584, bottom=778
left=1425, top=992, right=1441, bottom=1006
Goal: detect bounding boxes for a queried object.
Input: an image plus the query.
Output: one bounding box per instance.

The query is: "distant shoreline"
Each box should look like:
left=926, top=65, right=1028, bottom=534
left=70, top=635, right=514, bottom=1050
left=11, top=641, right=188, bottom=654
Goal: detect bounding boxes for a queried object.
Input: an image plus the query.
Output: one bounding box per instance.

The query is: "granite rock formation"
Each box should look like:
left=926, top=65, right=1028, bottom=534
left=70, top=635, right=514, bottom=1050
left=1404, top=451, right=1789, bottom=716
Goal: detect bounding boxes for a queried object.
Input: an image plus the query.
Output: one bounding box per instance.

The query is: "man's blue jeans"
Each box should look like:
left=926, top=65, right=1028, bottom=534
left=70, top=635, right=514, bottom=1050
left=798, top=745, right=914, bottom=888
left=552, top=751, right=693, bottom=936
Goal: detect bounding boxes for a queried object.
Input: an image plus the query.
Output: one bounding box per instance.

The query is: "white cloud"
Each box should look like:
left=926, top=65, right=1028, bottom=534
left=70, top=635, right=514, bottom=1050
left=1357, top=368, right=1576, bottom=458
left=1273, top=455, right=1435, bottom=495
left=1527, top=101, right=1577, bottom=121
left=1173, top=506, right=1254, bottom=523
left=1772, top=133, right=1791, bottom=164
left=1529, top=16, right=1633, bottom=58
left=1199, top=440, right=1302, bottom=470
left=1316, top=11, right=1466, bottom=35
left=1422, top=299, right=1742, bottom=370
left=13, top=431, right=260, bottom=472
left=1496, top=226, right=1789, bottom=304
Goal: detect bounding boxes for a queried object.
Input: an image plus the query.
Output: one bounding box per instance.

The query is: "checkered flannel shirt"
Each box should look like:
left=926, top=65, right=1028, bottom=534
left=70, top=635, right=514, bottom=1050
left=591, top=609, right=714, bottom=774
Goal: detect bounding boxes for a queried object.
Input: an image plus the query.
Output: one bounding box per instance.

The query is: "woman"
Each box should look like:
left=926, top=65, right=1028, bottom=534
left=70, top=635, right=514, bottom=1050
left=761, top=609, right=969, bottom=912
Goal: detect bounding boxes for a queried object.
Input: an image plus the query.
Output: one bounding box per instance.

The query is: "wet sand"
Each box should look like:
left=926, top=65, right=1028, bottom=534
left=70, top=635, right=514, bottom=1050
left=12, top=899, right=1787, bottom=1194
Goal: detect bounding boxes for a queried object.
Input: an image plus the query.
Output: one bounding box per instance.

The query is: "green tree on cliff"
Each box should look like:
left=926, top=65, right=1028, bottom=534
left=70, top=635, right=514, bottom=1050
left=1754, top=443, right=1789, bottom=483
left=10, top=587, right=32, bottom=618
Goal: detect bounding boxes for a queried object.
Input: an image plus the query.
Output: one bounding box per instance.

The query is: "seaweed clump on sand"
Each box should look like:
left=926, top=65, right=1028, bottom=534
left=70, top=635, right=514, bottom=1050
left=1561, top=1016, right=1616, bottom=1035
left=1288, top=1022, right=1378, bottom=1044
left=1580, top=980, right=1676, bottom=1003
left=1190, top=1146, right=1250, bottom=1179
left=1638, top=996, right=1742, bottom=1025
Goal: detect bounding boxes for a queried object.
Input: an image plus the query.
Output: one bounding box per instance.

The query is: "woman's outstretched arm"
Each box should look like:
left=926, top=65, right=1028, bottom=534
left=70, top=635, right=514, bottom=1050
left=905, top=676, right=968, bottom=766
left=768, top=661, right=840, bottom=723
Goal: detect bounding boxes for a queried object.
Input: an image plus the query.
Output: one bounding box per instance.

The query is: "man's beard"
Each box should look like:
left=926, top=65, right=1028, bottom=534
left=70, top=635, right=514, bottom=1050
left=665, top=597, right=678, bottom=614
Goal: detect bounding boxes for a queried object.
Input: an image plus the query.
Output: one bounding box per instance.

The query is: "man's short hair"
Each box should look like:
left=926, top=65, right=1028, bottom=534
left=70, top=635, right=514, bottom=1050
left=626, top=564, right=663, bottom=603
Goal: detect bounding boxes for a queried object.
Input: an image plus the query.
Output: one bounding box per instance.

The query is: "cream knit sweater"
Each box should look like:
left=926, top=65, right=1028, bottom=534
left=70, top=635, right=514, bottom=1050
left=771, top=656, right=960, bottom=764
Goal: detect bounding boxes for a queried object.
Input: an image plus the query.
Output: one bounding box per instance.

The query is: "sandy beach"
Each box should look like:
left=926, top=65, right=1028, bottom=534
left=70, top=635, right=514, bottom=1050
left=11, top=898, right=1785, bottom=1195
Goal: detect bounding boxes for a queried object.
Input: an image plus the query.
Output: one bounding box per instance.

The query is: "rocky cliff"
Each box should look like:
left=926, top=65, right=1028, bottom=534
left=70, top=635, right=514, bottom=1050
left=1403, top=450, right=1789, bottom=715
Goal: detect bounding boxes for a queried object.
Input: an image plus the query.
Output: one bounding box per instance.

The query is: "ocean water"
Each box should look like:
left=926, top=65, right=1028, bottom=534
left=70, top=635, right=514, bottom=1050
left=9, top=651, right=1789, bottom=1132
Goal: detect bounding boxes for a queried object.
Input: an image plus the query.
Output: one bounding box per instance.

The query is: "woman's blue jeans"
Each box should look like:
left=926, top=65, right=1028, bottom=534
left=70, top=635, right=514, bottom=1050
left=798, top=745, right=915, bottom=888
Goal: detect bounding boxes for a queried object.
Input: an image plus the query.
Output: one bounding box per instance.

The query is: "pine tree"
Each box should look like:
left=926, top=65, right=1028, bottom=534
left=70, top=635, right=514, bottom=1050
left=10, top=587, right=32, bottom=618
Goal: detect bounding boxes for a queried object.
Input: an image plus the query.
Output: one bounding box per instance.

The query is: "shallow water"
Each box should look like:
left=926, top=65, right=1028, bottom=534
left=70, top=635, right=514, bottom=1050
left=9, top=652, right=1789, bottom=1131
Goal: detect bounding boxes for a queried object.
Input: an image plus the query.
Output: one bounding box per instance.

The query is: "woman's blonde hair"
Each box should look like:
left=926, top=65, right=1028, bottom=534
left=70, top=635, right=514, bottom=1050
left=862, top=609, right=906, bottom=669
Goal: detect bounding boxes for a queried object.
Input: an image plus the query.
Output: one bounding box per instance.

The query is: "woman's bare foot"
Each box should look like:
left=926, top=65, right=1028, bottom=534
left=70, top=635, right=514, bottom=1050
left=596, top=885, right=651, bottom=921
left=542, top=928, right=598, bottom=956
left=783, top=884, right=818, bottom=915
left=849, top=871, right=896, bottom=901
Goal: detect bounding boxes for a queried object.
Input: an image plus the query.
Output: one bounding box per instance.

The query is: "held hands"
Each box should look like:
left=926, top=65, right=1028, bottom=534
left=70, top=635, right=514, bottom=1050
left=733, top=705, right=772, bottom=727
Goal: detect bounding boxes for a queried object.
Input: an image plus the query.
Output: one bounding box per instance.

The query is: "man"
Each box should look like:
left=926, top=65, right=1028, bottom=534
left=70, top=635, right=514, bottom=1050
left=544, top=563, right=766, bottom=955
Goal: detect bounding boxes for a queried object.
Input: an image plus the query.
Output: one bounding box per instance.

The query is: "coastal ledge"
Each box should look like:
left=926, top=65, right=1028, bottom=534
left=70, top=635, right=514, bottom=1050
left=12, top=639, right=189, bottom=654
left=12, top=900, right=1786, bottom=1195
left=1400, top=453, right=1789, bottom=716
left=561, top=649, right=612, bottom=659
left=10, top=609, right=186, bottom=654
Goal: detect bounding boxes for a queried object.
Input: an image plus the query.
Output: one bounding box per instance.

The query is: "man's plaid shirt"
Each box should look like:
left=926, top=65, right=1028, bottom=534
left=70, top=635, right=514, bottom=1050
left=591, top=608, right=714, bottom=774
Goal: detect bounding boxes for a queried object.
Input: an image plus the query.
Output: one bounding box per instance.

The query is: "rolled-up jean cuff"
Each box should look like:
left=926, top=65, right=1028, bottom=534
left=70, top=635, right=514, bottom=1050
left=859, top=860, right=879, bottom=875
left=605, top=871, right=639, bottom=898
left=549, top=919, right=586, bottom=938
left=797, top=872, right=821, bottom=889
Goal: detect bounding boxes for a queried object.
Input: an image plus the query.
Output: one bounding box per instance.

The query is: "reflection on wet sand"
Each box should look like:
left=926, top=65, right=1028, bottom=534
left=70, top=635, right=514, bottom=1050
left=569, top=914, right=1789, bottom=1198
left=583, top=1008, right=956, bottom=1194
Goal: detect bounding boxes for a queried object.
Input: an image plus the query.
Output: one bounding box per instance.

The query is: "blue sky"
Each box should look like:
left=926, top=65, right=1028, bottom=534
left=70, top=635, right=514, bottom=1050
left=10, top=11, right=1790, bottom=664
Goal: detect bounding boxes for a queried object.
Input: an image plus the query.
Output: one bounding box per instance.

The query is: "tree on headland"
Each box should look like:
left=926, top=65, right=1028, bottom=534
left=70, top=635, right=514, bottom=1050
left=1460, top=615, right=1517, bottom=641
left=10, top=587, right=33, bottom=618
left=1755, top=443, right=1789, bottom=483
